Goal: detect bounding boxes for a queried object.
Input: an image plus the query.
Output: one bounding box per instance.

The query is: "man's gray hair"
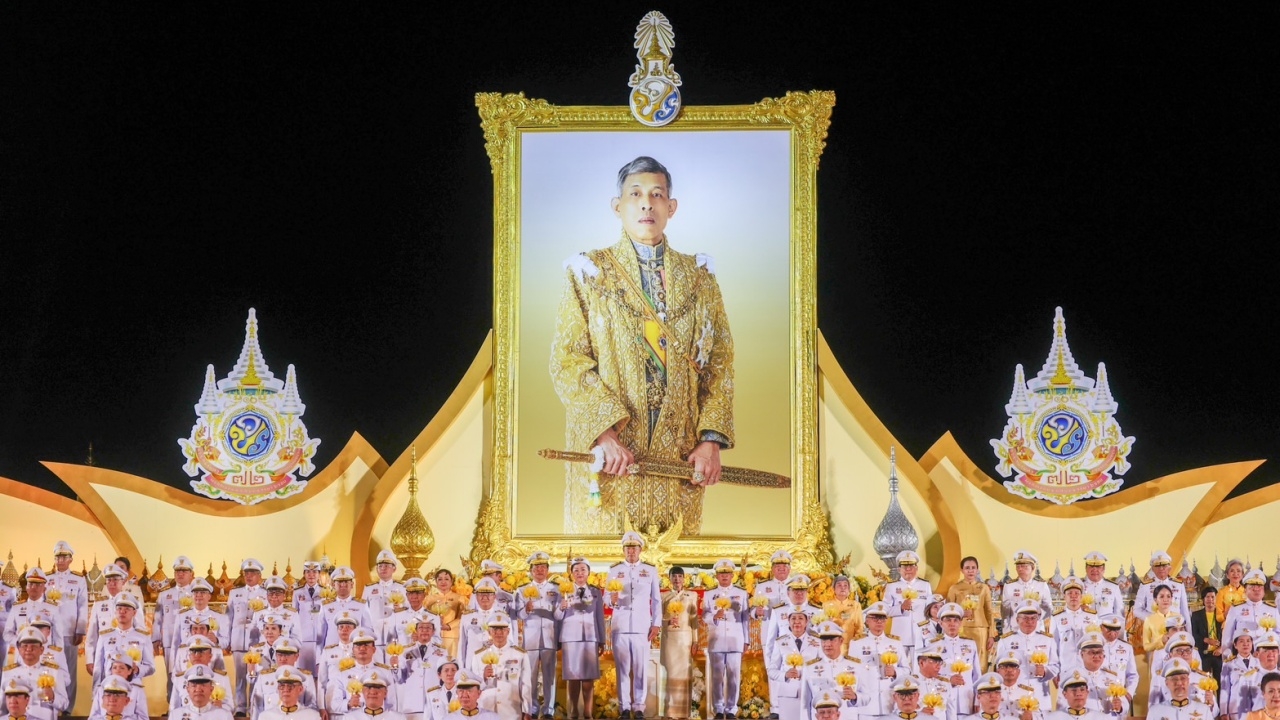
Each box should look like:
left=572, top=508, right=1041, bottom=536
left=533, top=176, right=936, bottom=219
left=616, top=156, right=672, bottom=196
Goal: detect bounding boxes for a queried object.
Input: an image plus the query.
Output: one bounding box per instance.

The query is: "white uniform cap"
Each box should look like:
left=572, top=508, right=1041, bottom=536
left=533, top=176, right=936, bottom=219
left=1162, top=658, right=1191, bottom=677
left=486, top=611, right=511, bottom=628
left=16, top=627, right=44, bottom=645
left=375, top=550, right=397, bottom=565
left=770, top=550, right=792, bottom=565
left=276, top=667, right=304, bottom=683
left=527, top=551, right=550, bottom=566
left=713, top=559, right=736, bottom=573
left=101, top=676, right=132, bottom=693
left=814, top=621, right=843, bottom=638
left=331, top=566, right=355, bottom=582
left=1015, top=598, right=1042, bottom=615
left=621, top=531, right=645, bottom=548
left=975, top=672, right=1003, bottom=692
left=352, top=629, right=377, bottom=645
left=1150, top=551, right=1172, bottom=567
left=114, top=594, right=139, bottom=610
left=25, top=567, right=47, bottom=582
left=264, top=576, right=288, bottom=592
left=103, top=564, right=126, bottom=579
left=241, top=558, right=264, bottom=572
left=173, top=556, right=195, bottom=571
left=53, top=541, right=74, bottom=557
left=1083, top=551, right=1107, bottom=566
left=191, top=578, right=214, bottom=593
left=864, top=601, right=889, bottom=618
left=480, top=559, right=504, bottom=573
left=896, top=551, right=920, bottom=566
left=4, top=680, right=32, bottom=696
left=184, top=665, right=216, bottom=682
left=1012, top=550, right=1037, bottom=566
left=939, top=603, right=964, bottom=619
left=1244, top=569, right=1268, bottom=586
left=473, top=578, right=498, bottom=593
left=787, top=574, right=812, bottom=591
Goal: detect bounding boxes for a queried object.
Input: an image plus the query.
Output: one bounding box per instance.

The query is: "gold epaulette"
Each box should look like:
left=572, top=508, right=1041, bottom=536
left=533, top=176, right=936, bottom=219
left=511, top=646, right=526, bottom=653
left=374, top=662, right=390, bottom=669
left=49, top=645, right=62, bottom=652
left=1103, top=668, right=1116, bottom=676
left=323, top=644, right=337, bottom=650
left=1266, top=601, right=1276, bottom=608
left=1141, top=577, right=1154, bottom=585
left=1243, top=668, right=1259, bottom=677
left=887, top=633, right=901, bottom=641
left=844, top=654, right=862, bottom=663
left=1053, top=609, right=1066, bottom=616
left=299, top=669, right=312, bottom=675
left=1019, top=684, right=1034, bottom=691
left=1000, top=631, right=1014, bottom=639
left=611, top=562, right=624, bottom=568
left=41, top=661, right=60, bottom=669
left=323, top=598, right=335, bottom=605
left=2, top=663, right=16, bottom=671
left=213, top=668, right=227, bottom=675
left=806, top=657, right=822, bottom=666
left=426, top=686, right=440, bottom=693
left=72, top=569, right=85, bottom=577
left=1038, top=631, right=1053, bottom=638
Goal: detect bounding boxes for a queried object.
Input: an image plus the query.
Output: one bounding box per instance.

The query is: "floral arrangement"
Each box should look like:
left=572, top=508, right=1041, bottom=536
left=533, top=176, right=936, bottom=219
left=338, top=657, right=356, bottom=671
left=714, top=596, right=732, bottom=611
left=521, top=585, right=541, bottom=599
left=447, top=700, right=460, bottom=713
left=211, top=686, right=226, bottom=702
left=36, top=673, right=55, bottom=689
left=46, top=589, right=62, bottom=603
left=902, top=589, right=919, bottom=601
left=738, top=696, right=770, bottom=719
left=481, top=650, right=500, bottom=665
left=749, top=595, right=770, bottom=609
left=786, top=653, right=805, bottom=668
left=1081, top=593, right=1095, bottom=607
left=385, top=643, right=404, bottom=657
left=180, top=596, right=194, bottom=609
left=1107, top=684, right=1127, bottom=698
left=347, top=678, right=363, bottom=695
left=1025, top=592, right=1040, bottom=602
left=836, top=672, right=857, bottom=687
left=557, top=579, right=574, bottom=594
left=126, top=647, right=142, bottom=662
left=950, top=660, right=970, bottom=674
left=606, top=579, right=625, bottom=593
left=1016, top=696, right=1040, bottom=712
left=1199, top=676, right=1219, bottom=693
left=667, top=600, right=685, bottom=615
left=388, top=592, right=405, bottom=607
left=1260, top=616, right=1276, bottom=631
left=1029, top=650, right=1049, bottom=665
left=249, top=598, right=265, bottom=612
left=880, top=651, right=899, bottom=666
left=961, top=597, right=978, bottom=610
left=923, top=693, right=944, bottom=709
left=244, top=650, right=262, bottom=666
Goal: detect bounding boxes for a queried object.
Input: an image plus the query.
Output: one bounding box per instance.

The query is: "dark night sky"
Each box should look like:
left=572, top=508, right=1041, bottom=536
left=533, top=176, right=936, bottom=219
left=3, top=6, right=1278, bottom=500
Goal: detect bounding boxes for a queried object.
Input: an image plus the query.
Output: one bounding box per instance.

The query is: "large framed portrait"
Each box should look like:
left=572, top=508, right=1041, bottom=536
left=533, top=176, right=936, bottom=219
left=472, top=92, right=836, bottom=568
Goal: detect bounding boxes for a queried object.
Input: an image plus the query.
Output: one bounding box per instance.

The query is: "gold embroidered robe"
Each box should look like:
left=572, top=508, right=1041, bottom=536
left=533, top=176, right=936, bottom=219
left=550, top=236, right=734, bottom=535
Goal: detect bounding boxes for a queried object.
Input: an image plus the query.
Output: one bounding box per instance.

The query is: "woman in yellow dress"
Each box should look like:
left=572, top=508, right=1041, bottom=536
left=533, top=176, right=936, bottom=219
left=1217, top=559, right=1247, bottom=623
left=1243, top=670, right=1280, bottom=720
left=824, top=575, right=864, bottom=650
left=1142, top=583, right=1179, bottom=654
left=946, top=556, right=995, bottom=669
left=429, top=568, right=468, bottom=658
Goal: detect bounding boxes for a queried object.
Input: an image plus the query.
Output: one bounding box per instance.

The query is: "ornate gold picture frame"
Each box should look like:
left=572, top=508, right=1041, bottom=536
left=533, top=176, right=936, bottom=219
left=471, top=91, right=836, bottom=571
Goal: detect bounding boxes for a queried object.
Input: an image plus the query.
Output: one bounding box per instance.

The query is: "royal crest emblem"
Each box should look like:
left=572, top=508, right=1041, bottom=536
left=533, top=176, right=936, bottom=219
left=990, top=307, right=1134, bottom=505
left=178, top=309, right=320, bottom=505
left=627, top=11, right=682, bottom=127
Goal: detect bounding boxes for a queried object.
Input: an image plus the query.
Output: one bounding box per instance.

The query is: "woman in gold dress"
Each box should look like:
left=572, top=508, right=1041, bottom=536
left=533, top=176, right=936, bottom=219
left=946, top=556, right=995, bottom=669
left=824, top=575, right=864, bottom=650
left=1217, top=559, right=1247, bottom=623
left=1243, top=670, right=1280, bottom=720
left=429, top=568, right=468, bottom=658
left=1142, top=583, right=1179, bottom=654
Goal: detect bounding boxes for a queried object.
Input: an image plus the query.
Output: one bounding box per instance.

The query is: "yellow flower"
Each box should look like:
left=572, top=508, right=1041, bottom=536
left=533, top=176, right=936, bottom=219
left=1017, top=696, right=1040, bottom=712
left=429, top=602, right=449, bottom=616
left=1081, top=593, right=1095, bottom=607
left=1191, top=659, right=1201, bottom=671
left=111, top=619, right=119, bottom=629
left=902, top=590, right=919, bottom=601
left=923, top=693, right=944, bottom=709
left=37, top=674, right=55, bottom=689
left=786, top=653, right=804, bottom=668
left=1025, top=592, right=1040, bottom=602
left=338, top=657, right=356, bottom=671
left=481, top=651, right=500, bottom=665
left=1030, top=650, right=1049, bottom=665
left=1199, top=677, right=1219, bottom=693
left=606, top=579, right=625, bottom=593
left=389, top=593, right=405, bottom=606
left=522, top=586, right=541, bottom=599
left=180, top=596, right=194, bottom=609
left=880, top=651, right=898, bottom=666
left=961, top=598, right=977, bottom=610
left=836, top=672, right=857, bottom=687
left=347, top=679, right=363, bottom=694
left=749, top=596, right=770, bottom=608
left=46, top=589, right=62, bottom=603
left=950, top=660, right=970, bottom=674
left=249, top=598, right=265, bottom=612
left=406, top=622, right=418, bottom=635
left=126, top=647, right=142, bottom=662
left=244, top=651, right=262, bottom=666
left=714, top=597, right=732, bottom=611
left=386, top=643, right=404, bottom=656
left=447, top=700, right=460, bottom=713
left=1260, top=616, right=1277, bottom=631
left=558, top=580, right=573, bottom=595
left=667, top=600, right=685, bottom=616
left=211, top=686, right=226, bottom=702
left=1107, top=684, right=1127, bottom=698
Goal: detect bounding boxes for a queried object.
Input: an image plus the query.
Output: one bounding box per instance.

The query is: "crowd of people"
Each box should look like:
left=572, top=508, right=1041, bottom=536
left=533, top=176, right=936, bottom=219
left=2, top=538, right=1279, bottom=720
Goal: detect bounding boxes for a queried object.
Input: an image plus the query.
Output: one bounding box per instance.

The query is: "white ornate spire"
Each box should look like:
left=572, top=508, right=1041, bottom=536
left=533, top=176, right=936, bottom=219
left=195, top=365, right=223, bottom=415
left=873, top=447, right=919, bottom=580
left=1089, top=362, right=1118, bottom=414
left=218, top=308, right=284, bottom=393
left=1005, top=364, right=1033, bottom=415
left=278, top=364, right=305, bottom=416
left=1028, top=307, right=1094, bottom=393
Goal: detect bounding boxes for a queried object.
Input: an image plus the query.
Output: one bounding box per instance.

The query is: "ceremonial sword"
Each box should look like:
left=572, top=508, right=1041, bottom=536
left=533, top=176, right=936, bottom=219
left=538, top=448, right=791, bottom=489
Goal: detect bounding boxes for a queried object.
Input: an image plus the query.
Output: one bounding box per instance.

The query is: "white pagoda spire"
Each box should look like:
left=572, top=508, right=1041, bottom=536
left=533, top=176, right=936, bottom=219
left=1005, top=364, right=1033, bottom=415
left=1028, top=307, right=1094, bottom=393
left=1089, top=362, right=1118, bottom=414
left=278, top=364, right=306, bottom=416
left=194, top=365, right=223, bottom=415
left=218, top=308, right=284, bottom=392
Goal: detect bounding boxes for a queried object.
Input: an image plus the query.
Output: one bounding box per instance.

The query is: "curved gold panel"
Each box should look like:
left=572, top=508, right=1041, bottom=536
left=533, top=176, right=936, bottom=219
left=349, top=332, right=492, bottom=582
left=0, top=477, right=99, bottom=525
left=816, top=333, right=963, bottom=590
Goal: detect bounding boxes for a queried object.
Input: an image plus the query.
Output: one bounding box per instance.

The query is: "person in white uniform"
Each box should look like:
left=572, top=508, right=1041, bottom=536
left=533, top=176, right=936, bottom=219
left=606, top=532, right=661, bottom=719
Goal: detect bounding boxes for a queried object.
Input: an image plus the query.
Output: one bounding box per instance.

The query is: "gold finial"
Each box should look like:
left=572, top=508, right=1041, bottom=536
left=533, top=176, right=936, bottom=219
left=1049, top=313, right=1073, bottom=386
left=241, top=346, right=263, bottom=387
left=390, top=445, right=435, bottom=579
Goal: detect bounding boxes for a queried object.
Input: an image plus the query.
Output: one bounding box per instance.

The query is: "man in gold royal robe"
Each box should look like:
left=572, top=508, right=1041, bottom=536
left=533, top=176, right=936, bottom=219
left=550, top=155, right=735, bottom=535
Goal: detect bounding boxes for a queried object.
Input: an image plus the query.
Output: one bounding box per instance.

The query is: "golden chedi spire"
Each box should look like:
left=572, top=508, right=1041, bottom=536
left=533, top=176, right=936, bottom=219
left=390, top=447, right=435, bottom=578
